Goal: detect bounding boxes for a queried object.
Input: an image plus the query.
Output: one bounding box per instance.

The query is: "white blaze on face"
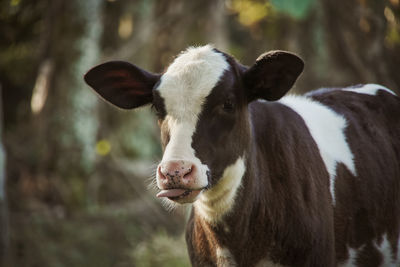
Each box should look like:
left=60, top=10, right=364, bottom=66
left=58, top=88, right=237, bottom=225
left=156, top=45, right=229, bottom=189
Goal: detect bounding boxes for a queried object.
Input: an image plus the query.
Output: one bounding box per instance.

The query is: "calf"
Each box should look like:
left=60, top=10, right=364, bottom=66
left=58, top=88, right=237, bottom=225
left=84, top=45, right=400, bottom=266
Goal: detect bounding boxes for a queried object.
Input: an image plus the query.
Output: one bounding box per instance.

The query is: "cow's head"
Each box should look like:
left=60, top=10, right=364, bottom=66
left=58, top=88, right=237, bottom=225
left=84, top=45, right=303, bottom=210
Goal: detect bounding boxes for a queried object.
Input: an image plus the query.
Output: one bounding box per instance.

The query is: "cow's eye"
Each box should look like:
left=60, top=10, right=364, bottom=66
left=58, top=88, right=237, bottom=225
left=222, top=100, right=235, bottom=113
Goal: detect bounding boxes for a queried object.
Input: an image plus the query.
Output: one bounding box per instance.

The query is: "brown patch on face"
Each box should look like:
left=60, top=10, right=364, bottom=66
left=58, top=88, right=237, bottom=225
left=191, top=53, right=250, bottom=189
left=158, top=118, right=170, bottom=150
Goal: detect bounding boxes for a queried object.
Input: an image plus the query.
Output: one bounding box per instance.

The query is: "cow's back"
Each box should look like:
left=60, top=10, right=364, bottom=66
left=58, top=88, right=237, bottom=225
left=309, top=85, right=400, bottom=266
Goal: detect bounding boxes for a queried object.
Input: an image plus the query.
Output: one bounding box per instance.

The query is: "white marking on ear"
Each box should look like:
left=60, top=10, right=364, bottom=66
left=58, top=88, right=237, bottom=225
left=342, top=84, right=396, bottom=96
left=194, top=157, right=246, bottom=224
left=216, top=247, right=237, bottom=267
left=279, top=95, right=356, bottom=205
left=155, top=45, right=229, bottom=193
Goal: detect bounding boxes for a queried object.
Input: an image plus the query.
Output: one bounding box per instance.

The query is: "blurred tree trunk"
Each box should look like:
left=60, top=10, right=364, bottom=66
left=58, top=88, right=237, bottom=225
left=149, top=0, right=229, bottom=71
left=7, top=0, right=104, bottom=265
left=322, top=0, right=400, bottom=94
left=50, top=0, right=102, bottom=171
left=36, top=0, right=103, bottom=178
left=0, top=85, right=9, bottom=267
left=208, top=0, right=228, bottom=50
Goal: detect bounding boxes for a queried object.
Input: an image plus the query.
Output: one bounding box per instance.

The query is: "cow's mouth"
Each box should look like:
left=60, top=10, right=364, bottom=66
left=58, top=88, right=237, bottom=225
left=156, top=188, right=203, bottom=203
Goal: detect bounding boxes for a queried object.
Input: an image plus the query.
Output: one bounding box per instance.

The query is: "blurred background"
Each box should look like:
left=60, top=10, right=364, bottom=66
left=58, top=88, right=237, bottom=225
left=1, top=0, right=399, bottom=266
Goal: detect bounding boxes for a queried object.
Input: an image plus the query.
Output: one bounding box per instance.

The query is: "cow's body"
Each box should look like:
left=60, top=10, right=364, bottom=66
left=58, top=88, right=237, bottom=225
left=187, top=86, right=400, bottom=266
left=84, top=45, right=400, bottom=266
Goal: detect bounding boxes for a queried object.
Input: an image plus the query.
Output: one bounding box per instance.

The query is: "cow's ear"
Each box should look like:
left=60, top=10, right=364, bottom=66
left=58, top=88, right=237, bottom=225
left=84, top=61, right=160, bottom=109
left=243, top=51, right=304, bottom=102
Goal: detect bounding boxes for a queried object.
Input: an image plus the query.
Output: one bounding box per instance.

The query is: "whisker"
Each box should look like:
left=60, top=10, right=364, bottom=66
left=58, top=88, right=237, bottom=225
left=147, top=177, right=158, bottom=191
left=161, top=198, right=178, bottom=212
left=145, top=161, right=159, bottom=191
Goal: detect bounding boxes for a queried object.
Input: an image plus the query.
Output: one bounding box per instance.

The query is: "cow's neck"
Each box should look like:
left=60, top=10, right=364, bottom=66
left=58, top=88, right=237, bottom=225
left=190, top=101, right=331, bottom=265
left=189, top=104, right=278, bottom=262
left=189, top=134, right=277, bottom=266
left=194, top=102, right=293, bottom=229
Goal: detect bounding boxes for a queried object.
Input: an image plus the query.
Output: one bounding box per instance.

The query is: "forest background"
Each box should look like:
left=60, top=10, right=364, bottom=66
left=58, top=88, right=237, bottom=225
left=1, top=0, right=399, bottom=266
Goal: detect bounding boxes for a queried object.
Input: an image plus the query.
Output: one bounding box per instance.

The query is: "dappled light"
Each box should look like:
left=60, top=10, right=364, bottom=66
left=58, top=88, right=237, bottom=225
left=228, top=0, right=271, bottom=26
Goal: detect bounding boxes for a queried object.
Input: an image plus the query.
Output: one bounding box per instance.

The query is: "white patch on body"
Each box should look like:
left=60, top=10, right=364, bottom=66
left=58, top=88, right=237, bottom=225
left=216, top=247, right=237, bottom=267
left=156, top=45, right=229, bottom=190
left=339, top=233, right=400, bottom=266
left=342, top=84, right=396, bottom=96
left=338, top=246, right=359, bottom=267
left=375, top=234, right=400, bottom=266
left=194, top=157, right=246, bottom=224
left=279, top=95, right=356, bottom=205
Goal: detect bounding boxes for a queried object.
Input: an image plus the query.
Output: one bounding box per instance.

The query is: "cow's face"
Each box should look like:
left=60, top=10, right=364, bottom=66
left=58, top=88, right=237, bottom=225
left=84, top=45, right=303, bottom=207
left=152, top=47, right=250, bottom=205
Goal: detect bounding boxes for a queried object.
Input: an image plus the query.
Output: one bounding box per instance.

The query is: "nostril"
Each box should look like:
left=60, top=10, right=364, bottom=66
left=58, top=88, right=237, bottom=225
left=158, top=165, right=167, bottom=180
left=183, top=165, right=195, bottom=179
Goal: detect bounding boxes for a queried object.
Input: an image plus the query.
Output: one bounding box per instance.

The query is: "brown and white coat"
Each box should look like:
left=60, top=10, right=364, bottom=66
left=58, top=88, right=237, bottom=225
left=84, top=45, right=400, bottom=267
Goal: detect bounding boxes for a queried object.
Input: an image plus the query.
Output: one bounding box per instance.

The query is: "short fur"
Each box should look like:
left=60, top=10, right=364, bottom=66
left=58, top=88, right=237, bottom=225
left=84, top=46, right=400, bottom=267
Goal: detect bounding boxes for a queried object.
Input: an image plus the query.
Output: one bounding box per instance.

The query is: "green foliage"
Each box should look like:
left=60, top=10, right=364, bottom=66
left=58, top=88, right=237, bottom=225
left=229, top=0, right=272, bottom=26
left=386, top=26, right=400, bottom=45
left=16, top=213, right=138, bottom=267
left=270, top=0, right=315, bottom=19
left=11, top=207, right=185, bottom=267
left=132, top=229, right=190, bottom=267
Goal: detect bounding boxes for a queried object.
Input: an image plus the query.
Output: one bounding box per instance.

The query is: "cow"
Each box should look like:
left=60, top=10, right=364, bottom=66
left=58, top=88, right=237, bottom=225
left=84, top=45, right=400, bottom=266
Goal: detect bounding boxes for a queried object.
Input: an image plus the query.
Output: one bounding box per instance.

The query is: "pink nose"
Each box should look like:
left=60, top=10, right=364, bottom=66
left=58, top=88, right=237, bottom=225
left=157, top=160, right=195, bottom=188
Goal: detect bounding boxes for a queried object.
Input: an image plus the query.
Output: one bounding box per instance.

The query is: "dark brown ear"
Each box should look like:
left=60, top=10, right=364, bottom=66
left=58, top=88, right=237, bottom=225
left=84, top=61, right=160, bottom=109
left=243, top=51, right=304, bottom=102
